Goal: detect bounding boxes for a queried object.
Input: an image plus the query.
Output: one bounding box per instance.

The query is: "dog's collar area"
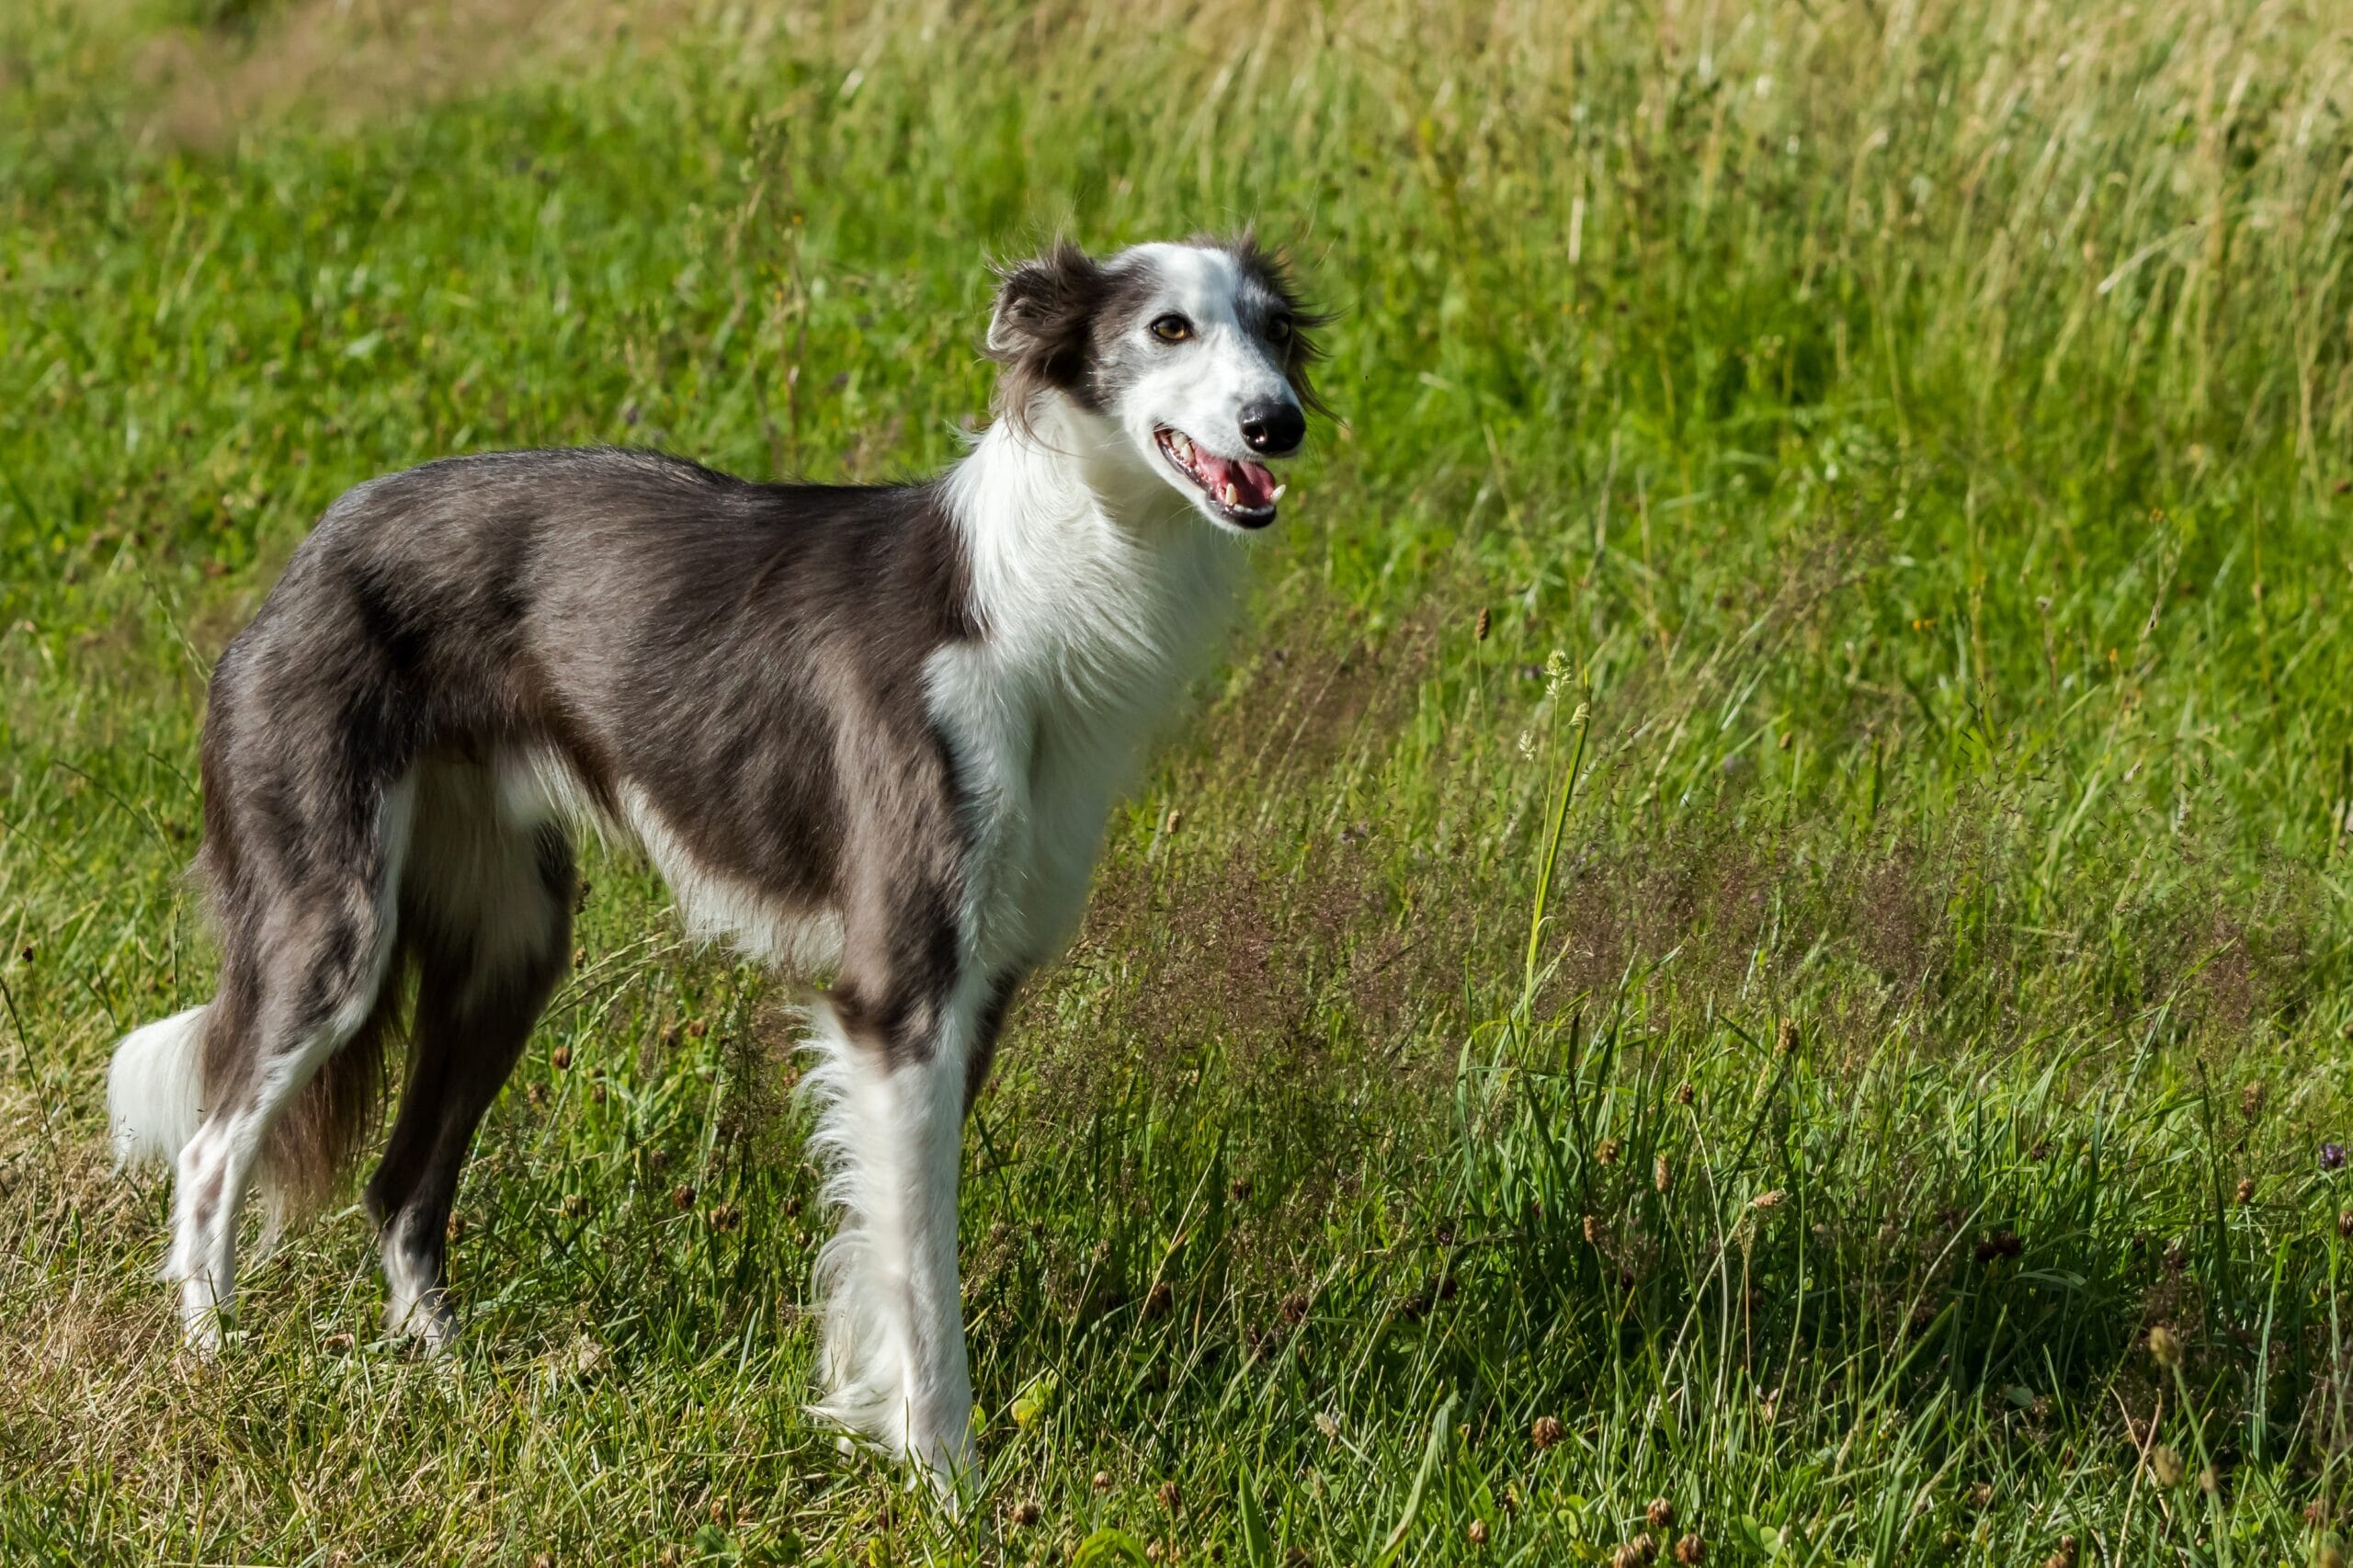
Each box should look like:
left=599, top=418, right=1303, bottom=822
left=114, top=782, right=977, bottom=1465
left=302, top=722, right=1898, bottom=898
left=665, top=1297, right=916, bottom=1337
left=1154, top=426, right=1283, bottom=528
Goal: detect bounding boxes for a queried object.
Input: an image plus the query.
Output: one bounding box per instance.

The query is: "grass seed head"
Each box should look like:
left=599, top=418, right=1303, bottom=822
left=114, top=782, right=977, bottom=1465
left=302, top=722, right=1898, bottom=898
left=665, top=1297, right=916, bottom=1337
left=1011, top=1499, right=1041, bottom=1528
left=2148, top=1324, right=2184, bottom=1369
left=1673, top=1535, right=1706, bottom=1565
left=1530, top=1415, right=1563, bottom=1450
left=1974, top=1229, right=2022, bottom=1262
left=2150, top=1446, right=2187, bottom=1487
left=2235, top=1177, right=2256, bottom=1206
left=1646, top=1498, right=1675, bottom=1531
left=1093, top=1471, right=1112, bottom=1493
left=1466, top=1518, right=1488, bottom=1546
left=1674, top=1080, right=1694, bottom=1106
left=551, top=1044, right=571, bottom=1070
left=1654, top=1154, right=1672, bottom=1193
left=2242, top=1082, right=2265, bottom=1119
left=1597, top=1137, right=1622, bottom=1166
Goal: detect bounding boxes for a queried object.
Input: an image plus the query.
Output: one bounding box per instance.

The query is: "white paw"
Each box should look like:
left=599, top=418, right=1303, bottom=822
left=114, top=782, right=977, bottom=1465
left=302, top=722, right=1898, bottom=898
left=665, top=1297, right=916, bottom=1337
left=178, top=1281, right=225, bottom=1360
left=385, top=1285, right=457, bottom=1356
left=910, top=1425, right=980, bottom=1510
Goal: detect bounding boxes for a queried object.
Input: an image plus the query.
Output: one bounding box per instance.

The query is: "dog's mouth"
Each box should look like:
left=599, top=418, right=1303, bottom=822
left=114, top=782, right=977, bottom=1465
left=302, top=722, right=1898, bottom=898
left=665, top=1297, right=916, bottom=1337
left=1154, top=427, right=1283, bottom=528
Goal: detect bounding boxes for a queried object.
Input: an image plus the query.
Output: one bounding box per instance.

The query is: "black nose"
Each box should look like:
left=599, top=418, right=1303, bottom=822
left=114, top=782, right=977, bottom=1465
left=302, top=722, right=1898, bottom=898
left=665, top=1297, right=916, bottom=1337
left=1239, top=400, right=1305, bottom=457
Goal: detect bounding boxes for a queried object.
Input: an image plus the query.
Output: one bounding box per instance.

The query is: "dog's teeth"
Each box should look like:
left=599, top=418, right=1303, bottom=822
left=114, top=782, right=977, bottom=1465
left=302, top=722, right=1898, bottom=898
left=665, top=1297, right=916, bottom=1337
left=1269, top=484, right=1287, bottom=503
left=1175, top=434, right=1194, bottom=460
left=1221, top=483, right=1239, bottom=506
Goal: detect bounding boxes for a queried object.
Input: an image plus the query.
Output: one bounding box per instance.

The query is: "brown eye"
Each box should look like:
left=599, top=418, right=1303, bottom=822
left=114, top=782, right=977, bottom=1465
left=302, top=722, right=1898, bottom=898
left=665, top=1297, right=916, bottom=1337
left=1267, top=314, right=1293, bottom=346
left=1150, top=314, right=1193, bottom=344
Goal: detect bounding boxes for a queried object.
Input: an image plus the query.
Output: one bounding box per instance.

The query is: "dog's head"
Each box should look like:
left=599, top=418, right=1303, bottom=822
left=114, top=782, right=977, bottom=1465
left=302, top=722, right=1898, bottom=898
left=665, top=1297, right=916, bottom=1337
left=984, top=234, right=1326, bottom=533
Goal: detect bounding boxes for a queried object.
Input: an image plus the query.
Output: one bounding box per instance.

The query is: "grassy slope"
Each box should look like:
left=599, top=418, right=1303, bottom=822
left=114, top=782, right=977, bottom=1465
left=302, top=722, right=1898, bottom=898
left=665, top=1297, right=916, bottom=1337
left=5, top=0, right=2353, bottom=1562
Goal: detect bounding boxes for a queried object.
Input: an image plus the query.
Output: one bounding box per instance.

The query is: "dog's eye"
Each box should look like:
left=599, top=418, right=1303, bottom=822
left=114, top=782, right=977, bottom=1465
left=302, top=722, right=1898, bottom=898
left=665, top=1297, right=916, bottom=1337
left=1266, top=314, right=1293, bottom=346
left=1149, top=314, right=1194, bottom=344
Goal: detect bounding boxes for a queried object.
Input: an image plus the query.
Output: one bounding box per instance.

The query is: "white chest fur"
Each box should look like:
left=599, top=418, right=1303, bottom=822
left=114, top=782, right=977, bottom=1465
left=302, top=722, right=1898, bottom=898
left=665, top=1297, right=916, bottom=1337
left=927, top=412, right=1244, bottom=974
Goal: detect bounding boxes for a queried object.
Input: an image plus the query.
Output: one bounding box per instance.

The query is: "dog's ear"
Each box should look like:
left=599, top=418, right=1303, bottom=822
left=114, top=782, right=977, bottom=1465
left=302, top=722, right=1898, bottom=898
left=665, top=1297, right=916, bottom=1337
left=985, top=242, right=1108, bottom=419
left=1222, top=231, right=1334, bottom=418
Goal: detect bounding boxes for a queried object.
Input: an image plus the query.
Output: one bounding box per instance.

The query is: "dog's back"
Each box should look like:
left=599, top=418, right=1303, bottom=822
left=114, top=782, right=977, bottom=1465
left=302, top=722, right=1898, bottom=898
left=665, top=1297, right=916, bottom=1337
left=116, top=447, right=983, bottom=1351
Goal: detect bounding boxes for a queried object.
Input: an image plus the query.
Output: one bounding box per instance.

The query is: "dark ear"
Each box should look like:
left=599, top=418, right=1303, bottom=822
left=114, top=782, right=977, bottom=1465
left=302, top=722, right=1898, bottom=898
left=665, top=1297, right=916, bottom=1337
left=1222, top=231, right=1334, bottom=418
left=984, top=242, right=1108, bottom=420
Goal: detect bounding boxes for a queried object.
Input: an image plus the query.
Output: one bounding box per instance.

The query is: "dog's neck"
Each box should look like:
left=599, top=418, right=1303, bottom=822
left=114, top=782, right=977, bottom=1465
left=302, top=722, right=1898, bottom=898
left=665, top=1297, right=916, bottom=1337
left=946, top=395, right=1243, bottom=642
left=940, top=394, right=1246, bottom=728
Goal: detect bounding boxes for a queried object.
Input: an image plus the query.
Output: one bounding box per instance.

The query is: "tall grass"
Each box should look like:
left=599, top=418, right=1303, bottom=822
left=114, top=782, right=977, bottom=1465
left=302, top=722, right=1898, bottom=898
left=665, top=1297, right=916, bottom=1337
left=4, top=0, right=2352, bottom=1562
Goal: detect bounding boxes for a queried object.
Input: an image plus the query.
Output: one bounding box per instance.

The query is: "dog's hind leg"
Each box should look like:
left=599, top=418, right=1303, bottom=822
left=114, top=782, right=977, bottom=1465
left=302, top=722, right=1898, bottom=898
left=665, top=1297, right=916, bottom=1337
left=366, top=767, right=573, bottom=1354
left=165, top=774, right=415, bottom=1356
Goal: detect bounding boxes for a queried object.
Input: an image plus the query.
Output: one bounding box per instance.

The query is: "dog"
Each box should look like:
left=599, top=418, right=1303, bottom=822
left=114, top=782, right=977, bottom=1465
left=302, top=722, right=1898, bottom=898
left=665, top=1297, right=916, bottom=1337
left=104, top=234, right=1323, bottom=1489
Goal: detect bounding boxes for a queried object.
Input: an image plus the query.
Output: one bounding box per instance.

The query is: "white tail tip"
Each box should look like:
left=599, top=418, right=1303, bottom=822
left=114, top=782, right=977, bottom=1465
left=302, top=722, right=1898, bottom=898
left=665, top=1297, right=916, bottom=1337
left=108, top=1006, right=208, bottom=1173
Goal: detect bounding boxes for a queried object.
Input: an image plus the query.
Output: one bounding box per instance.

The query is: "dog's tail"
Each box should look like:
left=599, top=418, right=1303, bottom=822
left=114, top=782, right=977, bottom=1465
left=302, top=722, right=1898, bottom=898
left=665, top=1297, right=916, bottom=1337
left=108, top=1005, right=209, bottom=1174
left=107, top=995, right=397, bottom=1236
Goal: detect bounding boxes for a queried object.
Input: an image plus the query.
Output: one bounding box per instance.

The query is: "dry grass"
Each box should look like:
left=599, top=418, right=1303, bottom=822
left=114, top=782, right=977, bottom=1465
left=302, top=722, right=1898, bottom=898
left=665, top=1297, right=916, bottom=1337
left=127, top=0, right=682, bottom=148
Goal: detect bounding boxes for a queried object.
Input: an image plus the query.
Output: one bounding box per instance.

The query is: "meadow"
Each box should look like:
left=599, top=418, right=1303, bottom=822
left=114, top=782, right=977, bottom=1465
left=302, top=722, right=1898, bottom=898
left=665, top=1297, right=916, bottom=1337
left=5, top=0, right=2353, bottom=1561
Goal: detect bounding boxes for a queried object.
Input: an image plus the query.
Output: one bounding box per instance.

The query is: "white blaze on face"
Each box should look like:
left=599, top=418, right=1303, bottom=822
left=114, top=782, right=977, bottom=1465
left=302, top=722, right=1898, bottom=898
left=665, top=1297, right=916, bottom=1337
left=1109, top=244, right=1302, bottom=529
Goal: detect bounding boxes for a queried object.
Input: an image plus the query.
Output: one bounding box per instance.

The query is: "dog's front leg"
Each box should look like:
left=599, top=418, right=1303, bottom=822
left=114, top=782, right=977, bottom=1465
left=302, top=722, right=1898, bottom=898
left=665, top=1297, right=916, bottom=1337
left=800, top=963, right=994, bottom=1496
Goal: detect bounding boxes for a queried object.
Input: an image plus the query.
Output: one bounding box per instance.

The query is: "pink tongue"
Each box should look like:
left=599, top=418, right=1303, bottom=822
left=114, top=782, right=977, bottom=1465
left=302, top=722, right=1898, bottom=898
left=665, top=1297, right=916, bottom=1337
left=1199, top=451, right=1278, bottom=507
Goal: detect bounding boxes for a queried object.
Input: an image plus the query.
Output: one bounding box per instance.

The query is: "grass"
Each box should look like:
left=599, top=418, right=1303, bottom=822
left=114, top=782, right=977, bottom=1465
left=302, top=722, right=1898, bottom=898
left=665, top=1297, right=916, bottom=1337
left=5, top=0, right=2353, bottom=1561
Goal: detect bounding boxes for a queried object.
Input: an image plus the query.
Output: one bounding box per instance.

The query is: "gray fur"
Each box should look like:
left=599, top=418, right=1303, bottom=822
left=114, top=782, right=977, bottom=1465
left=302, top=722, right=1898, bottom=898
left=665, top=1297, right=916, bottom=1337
left=181, top=448, right=982, bottom=1334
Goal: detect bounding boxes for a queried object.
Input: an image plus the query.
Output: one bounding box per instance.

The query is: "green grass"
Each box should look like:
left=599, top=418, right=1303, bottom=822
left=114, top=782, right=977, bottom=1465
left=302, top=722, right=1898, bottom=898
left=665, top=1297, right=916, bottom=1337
left=6, top=0, right=2353, bottom=1561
